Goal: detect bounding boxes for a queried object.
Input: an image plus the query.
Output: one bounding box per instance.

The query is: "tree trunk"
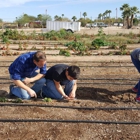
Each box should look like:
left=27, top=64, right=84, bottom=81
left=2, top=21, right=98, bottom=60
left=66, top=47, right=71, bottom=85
left=126, top=16, right=131, bottom=29
left=130, top=14, right=134, bottom=28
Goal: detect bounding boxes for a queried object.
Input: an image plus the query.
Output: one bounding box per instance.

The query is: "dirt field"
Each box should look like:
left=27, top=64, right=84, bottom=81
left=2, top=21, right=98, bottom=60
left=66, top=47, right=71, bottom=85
left=0, top=28, right=140, bottom=140
left=77, top=26, right=140, bottom=35
left=0, top=54, right=140, bottom=140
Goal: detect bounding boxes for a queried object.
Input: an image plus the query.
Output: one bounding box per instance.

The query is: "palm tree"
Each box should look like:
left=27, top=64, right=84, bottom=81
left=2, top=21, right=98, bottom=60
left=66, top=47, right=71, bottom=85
left=102, top=12, right=106, bottom=20
left=120, top=4, right=130, bottom=28
left=62, top=14, right=64, bottom=21
left=98, top=13, right=102, bottom=20
left=83, top=12, right=87, bottom=19
left=108, top=10, right=112, bottom=18
left=120, top=4, right=140, bottom=28
left=62, top=14, right=64, bottom=17
left=130, top=6, right=140, bottom=27
left=54, top=15, right=59, bottom=21
left=72, top=16, right=77, bottom=21
left=104, top=10, right=109, bottom=18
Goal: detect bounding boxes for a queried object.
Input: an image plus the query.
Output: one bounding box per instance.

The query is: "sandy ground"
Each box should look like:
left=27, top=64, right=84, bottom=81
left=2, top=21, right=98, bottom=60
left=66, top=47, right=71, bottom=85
left=1, top=26, right=140, bottom=35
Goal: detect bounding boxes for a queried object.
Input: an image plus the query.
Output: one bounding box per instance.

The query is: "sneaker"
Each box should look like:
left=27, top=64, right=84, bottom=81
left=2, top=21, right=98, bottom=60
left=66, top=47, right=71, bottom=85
left=135, top=96, right=140, bottom=103
left=36, top=89, right=44, bottom=98
left=9, top=85, right=16, bottom=98
left=132, top=87, right=138, bottom=93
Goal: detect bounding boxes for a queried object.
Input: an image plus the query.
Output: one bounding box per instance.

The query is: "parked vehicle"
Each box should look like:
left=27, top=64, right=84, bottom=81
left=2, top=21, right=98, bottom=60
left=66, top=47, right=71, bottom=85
left=113, top=22, right=123, bottom=27
left=44, top=21, right=81, bottom=33
left=85, top=23, right=92, bottom=28
left=91, top=22, right=108, bottom=28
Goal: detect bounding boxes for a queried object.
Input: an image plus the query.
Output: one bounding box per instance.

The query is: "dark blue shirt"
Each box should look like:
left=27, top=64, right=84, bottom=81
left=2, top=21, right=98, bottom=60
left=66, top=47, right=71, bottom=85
left=9, top=52, right=47, bottom=80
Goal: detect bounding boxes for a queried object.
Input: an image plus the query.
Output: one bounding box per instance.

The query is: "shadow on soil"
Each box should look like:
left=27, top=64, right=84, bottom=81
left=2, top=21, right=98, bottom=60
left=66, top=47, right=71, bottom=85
left=0, top=87, right=136, bottom=104
left=0, top=90, right=9, bottom=97
left=76, top=87, right=136, bottom=104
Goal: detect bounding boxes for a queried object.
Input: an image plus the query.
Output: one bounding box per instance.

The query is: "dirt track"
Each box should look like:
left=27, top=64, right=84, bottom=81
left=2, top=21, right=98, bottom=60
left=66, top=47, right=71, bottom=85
left=1, top=26, right=140, bottom=35
left=79, top=26, right=140, bottom=35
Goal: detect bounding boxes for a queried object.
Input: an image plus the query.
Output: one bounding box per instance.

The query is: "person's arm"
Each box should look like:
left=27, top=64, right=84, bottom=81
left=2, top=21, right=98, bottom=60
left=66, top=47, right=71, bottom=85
left=69, top=80, right=77, bottom=99
left=13, top=80, right=37, bottom=98
left=23, top=74, right=45, bottom=84
left=53, top=80, right=70, bottom=99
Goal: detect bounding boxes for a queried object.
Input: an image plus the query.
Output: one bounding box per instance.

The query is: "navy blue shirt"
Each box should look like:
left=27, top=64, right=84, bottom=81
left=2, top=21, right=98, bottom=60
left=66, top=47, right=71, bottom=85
left=131, top=48, right=140, bottom=61
left=9, top=52, right=47, bottom=80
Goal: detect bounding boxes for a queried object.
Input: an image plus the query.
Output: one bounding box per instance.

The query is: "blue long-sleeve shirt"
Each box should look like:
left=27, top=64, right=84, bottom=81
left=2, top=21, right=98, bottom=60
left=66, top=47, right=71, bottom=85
left=9, top=52, right=47, bottom=80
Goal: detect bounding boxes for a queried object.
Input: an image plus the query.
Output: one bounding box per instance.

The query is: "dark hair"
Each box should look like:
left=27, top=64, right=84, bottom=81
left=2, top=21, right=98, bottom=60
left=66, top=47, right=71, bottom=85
left=33, top=51, right=46, bottom=62
left=67, top=65, right=80, bottom=79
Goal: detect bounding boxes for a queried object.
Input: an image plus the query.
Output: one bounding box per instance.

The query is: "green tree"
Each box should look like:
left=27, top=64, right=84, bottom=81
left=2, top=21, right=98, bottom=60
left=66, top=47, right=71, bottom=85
left=41, top=14, right=52, bottom=27
left=0, top=18, right=3, bottom=22
left=72, top=16, right=77, bottom=21
left=108, top=10, right=112, bottom=18
left=104, top=10, right=109, bottom=18
left=83, top=12, right=87, bottom=19
left=62, top=14, right=64, bottom=18
left=98, top=13, right=102, bottom=20
left=130, top=6, right=140, bottom=27
left=120, top=4, right=131, bottom=28
left=61, top=14, right=64, bottom=21
left=120, top=4, right=139, bottom=28
left=37, top=14, right=43, bottom=21
left=54, top=15, right=59, bottom=21
left=102, top=12, right=106, bottom=20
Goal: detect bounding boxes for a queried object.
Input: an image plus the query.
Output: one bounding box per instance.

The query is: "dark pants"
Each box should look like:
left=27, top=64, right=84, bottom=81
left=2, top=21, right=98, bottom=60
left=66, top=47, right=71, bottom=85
left=131, top=55, right=140, bottom=97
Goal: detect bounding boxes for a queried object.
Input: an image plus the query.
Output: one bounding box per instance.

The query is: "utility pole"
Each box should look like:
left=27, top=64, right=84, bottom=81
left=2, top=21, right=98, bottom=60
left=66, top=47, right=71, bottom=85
left=46, top=9, right=48, bottom=19
left=116, top=8, right=117, bottom=19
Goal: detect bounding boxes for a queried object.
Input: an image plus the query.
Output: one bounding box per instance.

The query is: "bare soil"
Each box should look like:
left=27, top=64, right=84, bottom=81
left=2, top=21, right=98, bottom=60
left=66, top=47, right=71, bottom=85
left=0, top=54, right=140, bottom=140
left=0, top=28, right=140, bottom=140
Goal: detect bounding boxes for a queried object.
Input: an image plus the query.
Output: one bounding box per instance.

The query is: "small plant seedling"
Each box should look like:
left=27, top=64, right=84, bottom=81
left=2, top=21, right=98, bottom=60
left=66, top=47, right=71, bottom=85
left=0, top=97, right=7, bottom=102
left=12, top=98, right=23, bottom=103
left=43, top=97, right=52, bottom=102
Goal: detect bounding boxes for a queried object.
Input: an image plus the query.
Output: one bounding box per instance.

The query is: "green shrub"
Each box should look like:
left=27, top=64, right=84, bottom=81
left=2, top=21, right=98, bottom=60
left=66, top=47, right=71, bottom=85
left=59, top=49, right=71, bottom=56
left=65, top=41, right=88, bottom=55
left=91, top=38, right=108, bottom=46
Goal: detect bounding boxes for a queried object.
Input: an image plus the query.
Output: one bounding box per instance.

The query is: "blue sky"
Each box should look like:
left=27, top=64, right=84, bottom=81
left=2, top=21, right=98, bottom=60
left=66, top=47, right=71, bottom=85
left=0, top=0, right=139, bottom=22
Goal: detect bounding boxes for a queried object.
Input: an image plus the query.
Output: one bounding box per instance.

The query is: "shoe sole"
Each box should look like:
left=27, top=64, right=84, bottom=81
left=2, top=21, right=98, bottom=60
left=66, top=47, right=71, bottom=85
left=132, top=89, right=138, bottom=93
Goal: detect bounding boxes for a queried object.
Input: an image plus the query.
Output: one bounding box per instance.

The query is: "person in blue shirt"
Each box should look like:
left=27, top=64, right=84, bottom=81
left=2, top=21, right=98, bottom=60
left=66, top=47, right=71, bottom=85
left=9, top=51, right=47, bottom=100
left=131, top=48, right=140, bottom=103
left=42, top=64, right=80, bottom=100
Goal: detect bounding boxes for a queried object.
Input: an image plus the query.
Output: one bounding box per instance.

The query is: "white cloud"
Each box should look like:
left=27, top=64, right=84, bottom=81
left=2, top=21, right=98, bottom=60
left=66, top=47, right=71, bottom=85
left=0, top=0, right=43, bottom=7
left=0, top=0, right=128, bottom=8
left=39, top=0, right=125, bottom=8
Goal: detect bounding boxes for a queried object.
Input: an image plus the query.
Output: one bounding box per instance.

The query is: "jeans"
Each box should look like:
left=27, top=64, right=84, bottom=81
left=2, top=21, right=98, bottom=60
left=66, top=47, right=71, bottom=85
left=131, top=55, right=140, bottom=97
left=10, top=72, right=46, bottom=99
left=42, top=79, right=74, bottom=99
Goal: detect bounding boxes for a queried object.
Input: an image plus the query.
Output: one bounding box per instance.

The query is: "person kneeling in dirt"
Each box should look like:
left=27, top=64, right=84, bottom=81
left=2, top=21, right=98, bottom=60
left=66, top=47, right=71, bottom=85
left=42, top=64, right=80, bottom=100
left=9, top=51, right=47, bottom=99
left=131, top=48, right=140, bottom=102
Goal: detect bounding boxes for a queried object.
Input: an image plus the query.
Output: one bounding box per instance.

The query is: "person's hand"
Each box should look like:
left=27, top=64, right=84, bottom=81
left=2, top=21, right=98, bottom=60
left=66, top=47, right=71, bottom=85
left=63, top=95, right=75, bottom=100
left=23, top=77, right=33, bottom=84
left=63, top=95, right=71, bottom=100
left=69, top=92, right=75, bottom=98
left=28, top=89, right=37, bottom=98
